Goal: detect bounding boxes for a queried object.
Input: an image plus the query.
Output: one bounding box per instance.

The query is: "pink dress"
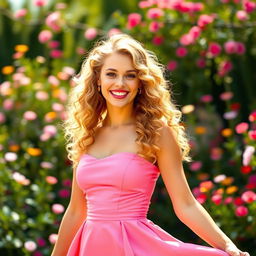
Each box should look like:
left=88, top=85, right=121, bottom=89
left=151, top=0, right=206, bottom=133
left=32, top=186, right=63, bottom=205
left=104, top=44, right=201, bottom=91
left=67, top=152, right=228, bottom=256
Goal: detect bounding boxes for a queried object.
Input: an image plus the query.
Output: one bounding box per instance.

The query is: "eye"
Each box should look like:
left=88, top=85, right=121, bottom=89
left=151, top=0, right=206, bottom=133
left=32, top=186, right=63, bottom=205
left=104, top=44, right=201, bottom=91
left=106, top=72, right=116, bottom=77
left=126, top=73, right=136, bottom=79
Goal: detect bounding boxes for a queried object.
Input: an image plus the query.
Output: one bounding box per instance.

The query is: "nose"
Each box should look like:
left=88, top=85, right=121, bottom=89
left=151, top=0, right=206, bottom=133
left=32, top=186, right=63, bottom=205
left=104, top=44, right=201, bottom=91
left=116, top=76, right=125, bottom=86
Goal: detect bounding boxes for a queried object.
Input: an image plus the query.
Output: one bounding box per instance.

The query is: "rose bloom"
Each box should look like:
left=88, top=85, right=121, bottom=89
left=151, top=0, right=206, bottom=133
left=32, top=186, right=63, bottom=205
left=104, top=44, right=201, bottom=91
left=38, top=30, right=52, bottom=43
left=167, top=60, right=178, bottom=71
left=49, top=234, right=58, bottom=244
left=241, top=190, right=256, bottom=203
left=46, top=176, right=58, bottom=184
left=211, top=194, right=222, bottom=205
left=236, top=10, right=248, bottom=21
left=52, top=203, right=65, bottom=214
left=176, top=47, right=188, bottom=57
left=127, top=13, right=141, bottom=29
left=235, top=122, right=249, bottom=133
left=14, top=8, right=27, bottom=18
left=208, top=42, right=222, bottom=57
left=84, top=28, right=97, bottom=40
left=235, top=205, right=248, bottom=217
left=179, top=33, right=194, bottom=46
left=147, top=8, right=164, bottom=19
left=248, top=130, right=256, bottom=140
left=23, top=111, right=37, bottom=121
left=224, top=41, right=237, bottom=54
left=189, top=161, right=202, bottom=171
left=200, top=94, right=213, bottom=103
left=249, top=111, right=256, bottom=122
left=24, top=241, right=37, bottom=251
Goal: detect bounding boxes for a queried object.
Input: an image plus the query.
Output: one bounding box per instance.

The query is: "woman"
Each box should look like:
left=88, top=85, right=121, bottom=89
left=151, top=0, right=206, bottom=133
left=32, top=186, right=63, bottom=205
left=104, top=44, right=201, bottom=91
left=51, top=34, right=250, bottom=256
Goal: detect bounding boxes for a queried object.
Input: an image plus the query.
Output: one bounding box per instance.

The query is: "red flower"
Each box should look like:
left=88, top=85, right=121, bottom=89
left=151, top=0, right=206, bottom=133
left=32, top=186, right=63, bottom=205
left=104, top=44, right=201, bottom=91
left=235, top=206, right=248, bottom=217
left=241, top=165, right=252, bottom=174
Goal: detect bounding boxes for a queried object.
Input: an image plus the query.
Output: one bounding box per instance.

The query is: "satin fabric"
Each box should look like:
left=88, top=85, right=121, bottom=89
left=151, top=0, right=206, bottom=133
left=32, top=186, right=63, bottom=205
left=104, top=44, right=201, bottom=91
left=67, top=152, right=228, bottom=256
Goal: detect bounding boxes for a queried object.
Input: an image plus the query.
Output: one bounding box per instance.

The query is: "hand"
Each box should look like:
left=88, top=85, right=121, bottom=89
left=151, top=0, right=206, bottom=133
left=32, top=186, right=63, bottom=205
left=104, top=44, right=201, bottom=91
left=225, top=242, right=250, bottom=256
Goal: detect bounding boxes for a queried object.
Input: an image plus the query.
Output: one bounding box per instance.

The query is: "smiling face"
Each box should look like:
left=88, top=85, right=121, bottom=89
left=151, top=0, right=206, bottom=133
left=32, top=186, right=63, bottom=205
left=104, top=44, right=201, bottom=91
left=98, top=52, right=140, bottom=110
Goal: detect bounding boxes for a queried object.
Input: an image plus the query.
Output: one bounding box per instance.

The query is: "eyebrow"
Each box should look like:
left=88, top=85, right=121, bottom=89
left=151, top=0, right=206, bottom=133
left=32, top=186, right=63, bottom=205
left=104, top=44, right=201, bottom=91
left=105, top=68, right=137, bottom=72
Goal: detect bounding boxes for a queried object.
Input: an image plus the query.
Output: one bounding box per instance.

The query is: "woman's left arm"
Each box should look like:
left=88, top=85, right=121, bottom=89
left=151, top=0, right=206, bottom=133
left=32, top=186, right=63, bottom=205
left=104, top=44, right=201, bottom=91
left=156, top=125, right=250, bottom=256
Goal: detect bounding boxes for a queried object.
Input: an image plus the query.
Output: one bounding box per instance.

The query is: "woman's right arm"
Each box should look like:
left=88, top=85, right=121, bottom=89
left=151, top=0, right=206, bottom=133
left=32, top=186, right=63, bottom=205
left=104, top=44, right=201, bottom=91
left=51, top=166, right=87, bottom=256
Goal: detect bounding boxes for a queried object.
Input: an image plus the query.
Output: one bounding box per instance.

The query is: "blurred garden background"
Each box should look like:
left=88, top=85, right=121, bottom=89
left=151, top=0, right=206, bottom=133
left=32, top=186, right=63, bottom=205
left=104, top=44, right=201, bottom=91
left=0, top=0, right=256, bottom=255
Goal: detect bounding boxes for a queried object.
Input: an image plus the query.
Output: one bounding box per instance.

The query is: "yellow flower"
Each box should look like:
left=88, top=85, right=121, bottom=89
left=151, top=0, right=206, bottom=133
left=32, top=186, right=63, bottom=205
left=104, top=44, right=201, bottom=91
left=9, top=144, right=20, bottom=152
left=226, top=186, right=238, bottom=194
left=45, top=111, right=57, bottom=121
left=15, top=44, right=29, bottom=53
left=2, top=66, right=14, bottom=75
left=27, top=148, right=42, bottom=156
left=221, top=128, right=233, bottom=137
left=221, top=177, right=234, bottom=186
left=181, top=104, right=195, bottom=114
left=195, top=126, right=207, bottom=134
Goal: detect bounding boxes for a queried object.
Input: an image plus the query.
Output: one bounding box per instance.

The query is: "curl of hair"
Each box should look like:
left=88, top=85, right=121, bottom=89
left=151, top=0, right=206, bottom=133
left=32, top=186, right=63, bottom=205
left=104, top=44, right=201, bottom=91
left=61, top=34, right=192, bottom=170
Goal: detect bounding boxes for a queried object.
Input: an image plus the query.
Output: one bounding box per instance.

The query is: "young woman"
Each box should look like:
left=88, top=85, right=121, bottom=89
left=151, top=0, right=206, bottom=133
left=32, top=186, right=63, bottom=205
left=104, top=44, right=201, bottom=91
left=51, top=34, right=250, bottom=256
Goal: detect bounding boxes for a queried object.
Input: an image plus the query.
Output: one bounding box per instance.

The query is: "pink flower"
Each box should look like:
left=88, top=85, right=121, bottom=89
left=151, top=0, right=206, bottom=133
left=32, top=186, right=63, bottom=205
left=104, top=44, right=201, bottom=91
left=248, top=130, right=256, bottom=140
left=189, top=26, right=201, bottom=40
left=49, top=234, right=58, bottom=244
left=235, top=122, right=249, bottom=133
left=127, top=13, right=142, bottom=29
left=167, top=60, right=178, bottom=71
left=43, top=125, right=57, bottom=136
left=152, top=36, right=164, bottom=45
left=235, top=205, right=248, bottom=217
left=179, top=33, right=194, bottom=46
left=23, top=111, right=37, bottom=120
left=50, top=49, right=63, bottom=58
left=3, top=99, right=14, bottom=110
left=40, top=161, right=53, bottom=169
left=197, top=14, right=215, bottom=28
left=249, top=111, right=256, bottom=122
left=220, top=91, right=234, bottom=101
left=149, top=21, right=162, bottom=32
left=236, top=10, right=249, bottom=20
left=48, top=40, right=60, bottom=48
left=108, top=28, right=122, bottom=37
left=243, top=1, right=256, bottom=13
left=62, top=178, right=72, bottom=187
left=45, top=11, right=61, bottom=32
left=5, top=152, right=17, bottom=162
left=223, top=110, right=238, bottom=120
left=0, top=112, right=6, bottom=124
left=218, top=60, right=233, bottom=76
left=48, top=75, right=59, bottom=86
left=200, top=94, right=213, bottom=103
left=196, top=58, right=206, bottom=68
left=36, top=91, right=49, bottom=101
left=58, top=189, right=70, bottom=198
left=46, top=176, right=58, bottom=184
left=147, top=8, right=164, bottom=19
left=189, top=161, right=202, bottom=171
left=24, top=241, right=37, bottom=251
left=139, top=1, right=153, bottom=8
left=84, top=28, right=97, bottom=40
left=52, top=203, right=65, bottom=214
left=241, top=190, right=256, bottom=203
left=243, top=145, right=255, bottom=166
left=211, top=194, right=222, bottom=205
left=224, top=41, right=238, bottom=54
left=34, top=0, right=47, bottom=6
left=236, top=42, right=246, bottom=55
left=14, top=8, right=27, bottom=18
left=37, top=238, right=46, bottom=247
left=224, top=196, right=233, bottom=204
left=234, top=197, right=244, bottom=206
left=52, top=103, right=64, bottom=112
left=208, top=42, right=222, bottom=57
left=176, top=47, right=188, bottom=57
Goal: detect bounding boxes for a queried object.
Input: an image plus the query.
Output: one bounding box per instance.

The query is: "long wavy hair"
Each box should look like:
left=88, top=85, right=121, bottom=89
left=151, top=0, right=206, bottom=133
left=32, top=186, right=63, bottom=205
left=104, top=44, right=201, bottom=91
left=62, top=34, right=192, bottom=170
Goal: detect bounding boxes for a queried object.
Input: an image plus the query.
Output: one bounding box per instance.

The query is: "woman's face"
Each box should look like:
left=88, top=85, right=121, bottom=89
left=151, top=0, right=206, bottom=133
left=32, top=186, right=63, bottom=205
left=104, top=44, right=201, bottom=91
left=98, top=52, right=140, bottom=110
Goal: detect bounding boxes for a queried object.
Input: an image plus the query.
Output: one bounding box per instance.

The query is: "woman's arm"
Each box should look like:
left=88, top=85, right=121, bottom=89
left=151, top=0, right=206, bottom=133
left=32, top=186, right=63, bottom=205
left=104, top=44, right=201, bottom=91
left=51, top=166, right=87, bottom=256
left=156, top=125, right=248, bottom=255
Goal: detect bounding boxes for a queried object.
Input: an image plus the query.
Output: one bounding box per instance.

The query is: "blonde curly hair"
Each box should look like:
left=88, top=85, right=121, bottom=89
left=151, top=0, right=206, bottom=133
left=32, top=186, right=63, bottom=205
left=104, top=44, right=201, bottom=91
left=62, top=33, right=192, bottom=170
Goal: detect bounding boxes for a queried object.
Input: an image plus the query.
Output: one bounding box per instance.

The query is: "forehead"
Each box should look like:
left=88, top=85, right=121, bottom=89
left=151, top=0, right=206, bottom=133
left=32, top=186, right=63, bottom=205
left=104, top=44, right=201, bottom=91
left=101, top=52, right=135, bottom=71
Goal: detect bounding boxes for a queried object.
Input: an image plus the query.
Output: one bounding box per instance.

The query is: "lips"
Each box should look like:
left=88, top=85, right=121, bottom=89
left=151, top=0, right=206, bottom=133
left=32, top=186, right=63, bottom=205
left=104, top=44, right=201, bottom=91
left=109, top=90, right=129, bottom=99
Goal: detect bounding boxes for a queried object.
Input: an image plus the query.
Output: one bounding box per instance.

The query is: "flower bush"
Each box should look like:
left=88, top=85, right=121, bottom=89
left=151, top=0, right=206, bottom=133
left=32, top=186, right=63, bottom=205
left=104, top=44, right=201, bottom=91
left=0, top=0, right=255, bottom=255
